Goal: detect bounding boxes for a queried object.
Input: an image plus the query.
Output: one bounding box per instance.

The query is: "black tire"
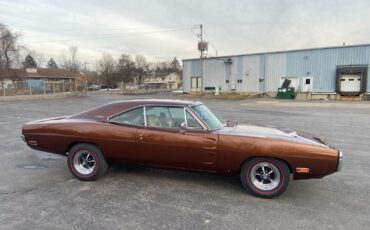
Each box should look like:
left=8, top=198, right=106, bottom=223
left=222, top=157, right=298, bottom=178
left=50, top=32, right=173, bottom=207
left=240, top=157, right=290, bottom=198
left=67, top=143, right=108, bottom=181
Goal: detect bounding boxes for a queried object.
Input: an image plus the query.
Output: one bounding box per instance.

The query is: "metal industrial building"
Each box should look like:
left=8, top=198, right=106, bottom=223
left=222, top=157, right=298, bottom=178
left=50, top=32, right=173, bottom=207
left=183, top=44, right=370, bottom=99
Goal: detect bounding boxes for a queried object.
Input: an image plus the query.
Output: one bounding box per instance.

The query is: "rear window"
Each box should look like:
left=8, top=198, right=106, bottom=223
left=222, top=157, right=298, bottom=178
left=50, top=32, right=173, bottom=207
left=109, top=107, right=144, bottom=126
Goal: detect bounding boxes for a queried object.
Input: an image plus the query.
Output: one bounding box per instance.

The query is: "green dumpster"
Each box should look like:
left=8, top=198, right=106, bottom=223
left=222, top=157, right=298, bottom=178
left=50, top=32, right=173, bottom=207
left=277, top=87, right=295, bottom=99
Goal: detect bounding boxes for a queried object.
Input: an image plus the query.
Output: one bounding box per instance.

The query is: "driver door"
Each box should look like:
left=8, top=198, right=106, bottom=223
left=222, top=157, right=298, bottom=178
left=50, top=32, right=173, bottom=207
left=135, top=106, right=218, bottom=172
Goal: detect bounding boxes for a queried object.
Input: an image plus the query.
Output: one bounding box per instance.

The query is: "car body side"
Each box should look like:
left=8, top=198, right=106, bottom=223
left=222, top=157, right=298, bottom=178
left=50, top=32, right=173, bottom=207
left=22, top=100, right=340, bottom=180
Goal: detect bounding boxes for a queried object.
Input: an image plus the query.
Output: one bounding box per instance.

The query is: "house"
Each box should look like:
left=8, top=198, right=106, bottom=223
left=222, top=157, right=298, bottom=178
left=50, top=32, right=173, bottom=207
left=0, top=68, right=86, bottom=92
left=2, top=68, right=83, bottom=81
left=144, top=72, right=181, bottom=89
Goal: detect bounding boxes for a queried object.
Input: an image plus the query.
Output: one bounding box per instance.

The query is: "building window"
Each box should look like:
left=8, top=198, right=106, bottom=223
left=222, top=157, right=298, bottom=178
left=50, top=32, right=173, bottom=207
left=226, top=80, right=229, bottom=84
left=191, top=77, right=201, bottom=90
left=237, top=79, right=242, bottom=83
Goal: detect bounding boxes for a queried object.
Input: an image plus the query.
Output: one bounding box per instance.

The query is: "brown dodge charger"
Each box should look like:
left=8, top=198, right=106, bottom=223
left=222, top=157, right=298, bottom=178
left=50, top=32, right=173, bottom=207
left=22, top=99, right=343, bottom=198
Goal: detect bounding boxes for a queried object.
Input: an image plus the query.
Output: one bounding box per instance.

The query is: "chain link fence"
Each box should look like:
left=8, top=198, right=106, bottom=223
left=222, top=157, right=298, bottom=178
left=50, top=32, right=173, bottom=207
left=0, top=80, right=87, bottom=101
left=86, top=82, right=175, bottom=96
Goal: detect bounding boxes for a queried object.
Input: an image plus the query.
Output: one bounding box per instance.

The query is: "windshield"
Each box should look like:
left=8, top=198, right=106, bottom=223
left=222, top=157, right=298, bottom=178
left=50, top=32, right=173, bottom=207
left=191, top=104, right=223, bottom=129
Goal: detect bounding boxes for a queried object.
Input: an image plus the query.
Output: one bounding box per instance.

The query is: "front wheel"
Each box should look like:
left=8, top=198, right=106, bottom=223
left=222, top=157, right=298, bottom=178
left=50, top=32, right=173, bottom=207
left=67, top=143, right=108, bottom=181
left=240, top=157, right=290, bottom=198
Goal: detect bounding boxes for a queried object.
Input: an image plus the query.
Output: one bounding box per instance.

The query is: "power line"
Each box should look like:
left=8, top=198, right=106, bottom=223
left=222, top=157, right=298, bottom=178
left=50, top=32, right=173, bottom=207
left=78, top=50, right=196, bottom=59
left=16, top=24, right=199, bottom=33
left=22, top=25, right=198, bottom=38
left=20, top=27, right=193, bottom=44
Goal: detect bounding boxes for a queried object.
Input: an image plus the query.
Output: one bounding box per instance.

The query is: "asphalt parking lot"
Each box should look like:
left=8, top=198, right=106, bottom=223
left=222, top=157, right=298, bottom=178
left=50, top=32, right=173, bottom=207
left=1, top=92, right=369, bottom=229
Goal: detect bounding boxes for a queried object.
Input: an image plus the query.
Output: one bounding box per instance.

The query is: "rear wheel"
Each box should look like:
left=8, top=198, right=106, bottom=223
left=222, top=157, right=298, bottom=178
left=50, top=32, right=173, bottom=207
left=240, top=157, right=290, bottom=198
left=67, top=143, right=108, bottom=181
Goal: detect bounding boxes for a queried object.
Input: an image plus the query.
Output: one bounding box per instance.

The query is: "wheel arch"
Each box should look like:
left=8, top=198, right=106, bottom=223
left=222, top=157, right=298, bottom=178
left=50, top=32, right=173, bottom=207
left=238, top=156, right=293, bottom=175
left=66, top=141, right=101, bottom=154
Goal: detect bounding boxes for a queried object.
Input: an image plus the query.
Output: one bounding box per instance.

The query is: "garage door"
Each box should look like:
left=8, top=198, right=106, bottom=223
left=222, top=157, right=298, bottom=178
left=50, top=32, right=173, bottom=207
left=340, top=74, right=361, bottom=92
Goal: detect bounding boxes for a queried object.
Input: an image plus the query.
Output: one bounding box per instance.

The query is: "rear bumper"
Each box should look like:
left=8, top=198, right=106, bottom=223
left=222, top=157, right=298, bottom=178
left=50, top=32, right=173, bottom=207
left=337, top=151, right=343, bottom=172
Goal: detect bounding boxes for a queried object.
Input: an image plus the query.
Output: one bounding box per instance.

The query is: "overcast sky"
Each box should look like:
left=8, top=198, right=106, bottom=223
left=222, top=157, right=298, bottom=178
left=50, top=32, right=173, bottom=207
left=1, top=0, right=370, bottom=68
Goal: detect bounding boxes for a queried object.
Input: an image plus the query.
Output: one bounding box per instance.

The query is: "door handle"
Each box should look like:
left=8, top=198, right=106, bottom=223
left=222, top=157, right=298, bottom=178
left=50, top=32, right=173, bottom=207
left=139, top=133, right=144, bottom=140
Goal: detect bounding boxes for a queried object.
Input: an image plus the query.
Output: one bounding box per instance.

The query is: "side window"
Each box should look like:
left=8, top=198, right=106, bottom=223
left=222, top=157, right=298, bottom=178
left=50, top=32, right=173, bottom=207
left=109, top=107, right=144, bottom=126
left=168, top=107, right=185, bottom=128
left=145, top=106, right=186, bottom=128
left=146, top=106, right=172, bottom=128
left=186, top=111, right=203, bottom=129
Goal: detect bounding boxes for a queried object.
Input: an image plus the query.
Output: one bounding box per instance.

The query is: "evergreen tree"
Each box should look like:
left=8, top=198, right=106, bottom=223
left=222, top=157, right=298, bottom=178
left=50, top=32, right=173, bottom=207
left=22, top=55, right=37, bottom=68
left=47, top=58, right=58, bottom=69
left=171, top=57, right=182, bottom=73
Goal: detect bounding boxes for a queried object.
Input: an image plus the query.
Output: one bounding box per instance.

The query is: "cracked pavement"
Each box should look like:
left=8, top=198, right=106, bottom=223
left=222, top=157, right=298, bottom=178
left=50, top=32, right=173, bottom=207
left=0, top=93, right=369, bottom=229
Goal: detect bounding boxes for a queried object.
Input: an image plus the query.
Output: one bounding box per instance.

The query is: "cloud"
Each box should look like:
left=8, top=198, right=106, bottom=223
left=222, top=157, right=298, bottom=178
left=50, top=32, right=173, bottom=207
left=1, top=0, right=370, bottom=68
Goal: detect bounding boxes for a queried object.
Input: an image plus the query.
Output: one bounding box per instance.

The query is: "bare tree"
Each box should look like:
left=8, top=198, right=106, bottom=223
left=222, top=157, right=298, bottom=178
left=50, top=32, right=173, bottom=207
left=116, top=54, right=136, bottom=83
left=97, top=53, right=116, bottom=85
left=60, top=46, right=79, bottom=73
left=69, top=46, right=78, bottom=72
left=0, top=23, right=22, bottom=78
left=135, top=55, right=147, bottom=85
left=147, top=61, right=172, bottom=77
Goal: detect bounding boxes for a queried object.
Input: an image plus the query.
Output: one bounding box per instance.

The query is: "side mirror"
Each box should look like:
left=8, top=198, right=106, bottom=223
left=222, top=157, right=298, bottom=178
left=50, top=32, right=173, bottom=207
left=226, top=120, right=238, bottom=127
left=180, top=122, right=187, bottom=130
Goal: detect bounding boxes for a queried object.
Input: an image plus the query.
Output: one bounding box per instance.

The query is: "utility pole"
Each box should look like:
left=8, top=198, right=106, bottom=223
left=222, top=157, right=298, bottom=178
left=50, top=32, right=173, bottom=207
left=200, top=24, right=203, bottom=59
left=200, top=24, right=204, bottom=94
left=84, top=61, right=89, bottom=71
left=95, top=62, right=99, bottom=85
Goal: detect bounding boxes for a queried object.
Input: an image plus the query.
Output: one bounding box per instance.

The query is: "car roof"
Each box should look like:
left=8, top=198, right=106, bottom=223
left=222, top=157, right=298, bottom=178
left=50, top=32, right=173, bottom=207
left=108, top=99, right=202, bottom=107
left=70, top=99, right=203, bottom=121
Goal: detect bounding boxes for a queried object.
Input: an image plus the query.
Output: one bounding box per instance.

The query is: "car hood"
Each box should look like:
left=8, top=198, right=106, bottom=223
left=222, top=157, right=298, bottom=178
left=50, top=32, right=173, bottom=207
left=218, top=124, right=328, bottom=147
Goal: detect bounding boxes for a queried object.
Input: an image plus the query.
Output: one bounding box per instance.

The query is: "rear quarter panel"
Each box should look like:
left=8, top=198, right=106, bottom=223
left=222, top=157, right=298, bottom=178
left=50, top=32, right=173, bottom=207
left=22, top=120, right=137, bottom=162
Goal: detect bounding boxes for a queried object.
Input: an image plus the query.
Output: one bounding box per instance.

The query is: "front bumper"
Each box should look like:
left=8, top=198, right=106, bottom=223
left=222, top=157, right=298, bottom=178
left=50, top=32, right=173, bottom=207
left=337, top=151, right=343, bottom=172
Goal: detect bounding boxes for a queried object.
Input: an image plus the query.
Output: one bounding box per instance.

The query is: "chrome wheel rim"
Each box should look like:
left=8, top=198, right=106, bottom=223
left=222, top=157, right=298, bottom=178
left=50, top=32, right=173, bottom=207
left=73, top=150, right=96, bottom=175
left=250, top=162, right=281, bottom=191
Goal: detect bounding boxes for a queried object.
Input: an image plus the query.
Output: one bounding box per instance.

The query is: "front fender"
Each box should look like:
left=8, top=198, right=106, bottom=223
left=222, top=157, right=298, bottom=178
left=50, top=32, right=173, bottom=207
left=218, top=135, right=338, bottom=179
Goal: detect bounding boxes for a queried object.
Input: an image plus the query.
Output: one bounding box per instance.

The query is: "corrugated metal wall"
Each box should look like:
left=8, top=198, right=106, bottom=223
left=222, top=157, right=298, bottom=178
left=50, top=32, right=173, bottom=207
left=265, top=53, right=287, bottom=92
left=244, top=55, right=260, bottom=93
left=190, top=60, right=201, bottom=76
left=286, top=49, right=336, bottom=92
left=183, top=45, right=370, bottom=93
left=285, top=46, right=370, bottom=92
left=182, top=60, right=191, bottom=92
left=203, top=59, right=226, bottom=90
